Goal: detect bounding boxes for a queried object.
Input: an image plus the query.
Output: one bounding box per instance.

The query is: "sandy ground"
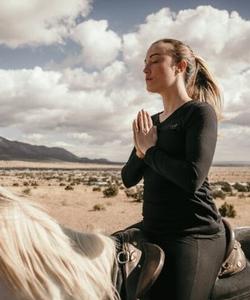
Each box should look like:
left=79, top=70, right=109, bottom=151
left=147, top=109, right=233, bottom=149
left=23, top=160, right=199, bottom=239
left=0, top=160, right=122, bottom=169
left=1, top=162, right=250, bottom=234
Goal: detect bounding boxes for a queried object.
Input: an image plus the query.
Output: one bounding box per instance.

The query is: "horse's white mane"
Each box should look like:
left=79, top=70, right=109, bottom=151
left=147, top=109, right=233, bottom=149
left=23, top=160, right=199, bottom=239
left=0, top=187, right=119, bottom=300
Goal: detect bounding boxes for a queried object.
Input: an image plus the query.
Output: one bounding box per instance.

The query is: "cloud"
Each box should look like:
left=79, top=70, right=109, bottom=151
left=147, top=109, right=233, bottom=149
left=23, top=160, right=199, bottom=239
left=0, top=66, right=146, bottom=160
left=0, top=5, right=250, bottom=161
left=62, top=60, right=126, bottom=90
left=215, top=124, right=250, bottom=162
left=23, top=133, right=45, bottom=144
left=220, top=69, right=250, bottom=126
left=72, top=19, right=122, bottom=69
left=123, top=6, right=250, bottom=76
left=0, top=0, right=92, bottom=47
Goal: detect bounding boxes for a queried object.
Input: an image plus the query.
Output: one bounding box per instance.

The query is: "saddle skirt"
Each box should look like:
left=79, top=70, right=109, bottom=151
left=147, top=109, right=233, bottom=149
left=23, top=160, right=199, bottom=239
left=212, top=226, right=250, bottom=299
left=112, top=228, right=165, bottom=300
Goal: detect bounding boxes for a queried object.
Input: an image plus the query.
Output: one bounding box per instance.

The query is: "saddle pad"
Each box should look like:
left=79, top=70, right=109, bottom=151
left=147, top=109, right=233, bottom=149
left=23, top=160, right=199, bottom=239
left=212, top=227, right=250, bottom=300
left=211, top=261, right=250, bottom=300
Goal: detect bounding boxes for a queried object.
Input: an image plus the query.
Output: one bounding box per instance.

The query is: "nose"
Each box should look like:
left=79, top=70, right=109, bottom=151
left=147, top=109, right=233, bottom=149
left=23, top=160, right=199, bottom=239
left=143, top=63, right=150, bottom=74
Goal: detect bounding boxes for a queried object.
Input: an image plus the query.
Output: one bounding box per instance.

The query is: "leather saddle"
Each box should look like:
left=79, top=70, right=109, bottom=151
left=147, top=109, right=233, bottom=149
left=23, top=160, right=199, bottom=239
left=112, top=219, right=248, bottom=300
left=112, top=228, right=165, bottom=300
left=212, top=225, right=250, bottom=299
left=218, top=218, right=246, bottom=278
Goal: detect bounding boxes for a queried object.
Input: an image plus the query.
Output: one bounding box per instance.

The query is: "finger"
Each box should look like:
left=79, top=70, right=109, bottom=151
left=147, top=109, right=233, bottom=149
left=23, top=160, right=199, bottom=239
left=142, top=110, right=149, bottom=133
left=153, top=125, right=158, bottom=137
left=133, top=125, right=138, bottom=147
left=138, top=110, right=145, bottom=133
left=136, top=111, right=141, bottom=131
left=135, top=115, right=140, bottom=132
left=133, top=131, right=137, bottom=147
left=133, top=121, right=139, bottom=143
left=133, top=119, right=138, bottom=132
left=133, top=126, right=142, bottom=155
left=146, top=111, right=153, bottom=128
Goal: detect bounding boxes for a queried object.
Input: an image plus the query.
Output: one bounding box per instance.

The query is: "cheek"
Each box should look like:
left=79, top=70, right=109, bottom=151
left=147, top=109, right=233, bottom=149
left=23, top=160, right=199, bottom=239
left=158, top=66, right=175, bottom=83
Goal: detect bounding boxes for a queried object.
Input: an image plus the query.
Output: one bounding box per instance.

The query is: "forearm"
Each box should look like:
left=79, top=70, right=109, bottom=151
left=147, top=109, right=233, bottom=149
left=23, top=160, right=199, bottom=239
left=144, top=146, right=204, bottom=193
left=121, top=147, right=145, bottom=188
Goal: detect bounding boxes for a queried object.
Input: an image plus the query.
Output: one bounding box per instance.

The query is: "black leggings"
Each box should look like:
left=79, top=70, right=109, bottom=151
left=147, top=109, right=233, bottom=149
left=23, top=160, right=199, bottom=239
left=128, top=222, right=226, bottom=300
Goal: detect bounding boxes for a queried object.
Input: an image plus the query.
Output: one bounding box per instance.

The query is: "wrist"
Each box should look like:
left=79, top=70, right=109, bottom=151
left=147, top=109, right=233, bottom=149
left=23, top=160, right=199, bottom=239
left=136, top=150, right=145, bottom=159
left=144, top=145, right=156, bottom=156
left=142, top=143, right=155, bottom=155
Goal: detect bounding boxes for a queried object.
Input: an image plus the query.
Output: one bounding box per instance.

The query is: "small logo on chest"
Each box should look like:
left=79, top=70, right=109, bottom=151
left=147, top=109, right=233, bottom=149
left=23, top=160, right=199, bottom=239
left=168, top=123, right=180, bottom=129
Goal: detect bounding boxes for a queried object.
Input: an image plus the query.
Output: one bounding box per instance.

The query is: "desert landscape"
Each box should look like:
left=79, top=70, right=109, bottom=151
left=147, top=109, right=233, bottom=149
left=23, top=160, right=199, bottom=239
left=0, top=161, right=250, bottom=235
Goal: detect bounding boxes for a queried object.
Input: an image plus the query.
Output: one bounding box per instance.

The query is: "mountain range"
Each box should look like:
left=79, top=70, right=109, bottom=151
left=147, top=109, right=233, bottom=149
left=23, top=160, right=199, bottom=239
left=0, top=136, right=121, bottom=164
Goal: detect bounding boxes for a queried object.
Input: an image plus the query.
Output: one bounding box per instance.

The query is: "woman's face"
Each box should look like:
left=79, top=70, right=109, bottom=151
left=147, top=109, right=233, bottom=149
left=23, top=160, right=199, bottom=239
left=143, top=42, right=178, bottom=94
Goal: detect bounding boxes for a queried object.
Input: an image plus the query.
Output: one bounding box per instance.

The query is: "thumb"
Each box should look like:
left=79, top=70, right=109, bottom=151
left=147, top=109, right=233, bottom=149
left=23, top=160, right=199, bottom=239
left=153, top=126, right=158, bottom=138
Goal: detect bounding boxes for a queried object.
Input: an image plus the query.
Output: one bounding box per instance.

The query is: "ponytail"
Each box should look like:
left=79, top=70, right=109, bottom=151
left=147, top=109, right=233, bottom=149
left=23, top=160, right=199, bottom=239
left=187, top=55, right=223, bottom=120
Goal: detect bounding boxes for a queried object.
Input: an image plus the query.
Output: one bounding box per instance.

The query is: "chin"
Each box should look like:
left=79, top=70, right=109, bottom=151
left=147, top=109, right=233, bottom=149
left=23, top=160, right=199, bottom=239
left=146, top=84, right=159, bottom=93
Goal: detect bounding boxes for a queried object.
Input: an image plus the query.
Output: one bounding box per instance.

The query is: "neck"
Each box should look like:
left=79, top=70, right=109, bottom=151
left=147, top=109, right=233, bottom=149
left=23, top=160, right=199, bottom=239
left=160, top=85, right=192, bottom=115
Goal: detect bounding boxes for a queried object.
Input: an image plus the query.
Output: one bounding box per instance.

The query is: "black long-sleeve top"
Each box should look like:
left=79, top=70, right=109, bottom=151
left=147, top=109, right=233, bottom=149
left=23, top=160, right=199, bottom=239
left=121, top=100, right=222, bottom=236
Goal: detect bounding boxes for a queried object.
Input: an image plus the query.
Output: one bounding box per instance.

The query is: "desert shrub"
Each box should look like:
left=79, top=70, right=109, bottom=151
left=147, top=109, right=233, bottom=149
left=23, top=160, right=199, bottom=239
left=59, top=182, right=66, bottom=186
left=233, top=182, right=248, bottom=193
left=125, top=188, right=137, bottom=198
left=22, top=188, right=31, bottom=195
left=132, top=189, right=143, bottom=202
left=23, top=181, right=29, bottom=186
left=12, top=182, right=19, bottom=187
left=65, top=185, right=74, bottom=191
left=31, top=181, right=38, bottom=187
left=125, top=186, right=144, bottom=202
left=229, top=190, right=238, bottom=196
left=93, top=203, right=106, bottom=211
left=238, top=193, right=246, bottom=199
left=88, top=176, right=98, bottom=185
left=73, top=178, right=81, bottom=185
left=93, top=186, right=101, bottom=192
left=216, top=181, right=233, bottom=193
left=103, top=184, right=119, bottom=197
left=211, top=181, right=233, bottom=193
left=211, top=189, right=226, bottom=199
left=219, top=202, right=236, bottom=218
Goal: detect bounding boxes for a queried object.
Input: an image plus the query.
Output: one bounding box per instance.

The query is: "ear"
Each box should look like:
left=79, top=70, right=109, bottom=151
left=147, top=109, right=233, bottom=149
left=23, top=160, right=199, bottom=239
left=176, top=60, right=188, bottom=74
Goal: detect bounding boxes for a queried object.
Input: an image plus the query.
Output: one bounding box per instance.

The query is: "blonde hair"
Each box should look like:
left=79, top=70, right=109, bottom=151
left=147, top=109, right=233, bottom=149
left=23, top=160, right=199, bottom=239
left=153, top=38, right=223, bottom=120
left=0, top=187, right=119, bottom=300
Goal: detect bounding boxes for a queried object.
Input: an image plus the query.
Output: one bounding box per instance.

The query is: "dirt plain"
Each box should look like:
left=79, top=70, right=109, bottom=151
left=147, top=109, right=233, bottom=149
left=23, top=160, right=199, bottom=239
left=0, top=161, right=250, bottom=234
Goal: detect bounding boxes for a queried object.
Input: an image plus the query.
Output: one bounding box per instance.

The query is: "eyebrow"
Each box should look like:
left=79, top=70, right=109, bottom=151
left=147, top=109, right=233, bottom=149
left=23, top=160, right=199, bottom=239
left=144, top=53, right=161, bottom=63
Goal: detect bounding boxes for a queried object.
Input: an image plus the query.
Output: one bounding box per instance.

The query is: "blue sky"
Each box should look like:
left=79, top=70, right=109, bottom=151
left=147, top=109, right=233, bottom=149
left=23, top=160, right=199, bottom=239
left=0, top=0, right=250, bottom=162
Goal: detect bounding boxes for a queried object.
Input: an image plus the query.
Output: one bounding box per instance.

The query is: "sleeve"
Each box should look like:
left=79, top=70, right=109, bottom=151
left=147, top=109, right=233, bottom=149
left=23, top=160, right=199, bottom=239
left=121, top=147, right=146, bottom=188
left=143, top=103, right=217, bottom=193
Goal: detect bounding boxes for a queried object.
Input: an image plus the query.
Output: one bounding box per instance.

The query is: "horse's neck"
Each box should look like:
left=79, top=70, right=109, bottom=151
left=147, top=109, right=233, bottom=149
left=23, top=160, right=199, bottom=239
left=0, top=279, right=21, bottom=300
left=62, top=226, right=107, bottom=258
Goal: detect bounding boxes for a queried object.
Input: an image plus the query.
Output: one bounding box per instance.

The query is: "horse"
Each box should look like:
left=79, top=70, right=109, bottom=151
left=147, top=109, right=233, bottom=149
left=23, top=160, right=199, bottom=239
left=1, top=186, right=250, bottom=300
left=0, top=187, right=120, bottom=300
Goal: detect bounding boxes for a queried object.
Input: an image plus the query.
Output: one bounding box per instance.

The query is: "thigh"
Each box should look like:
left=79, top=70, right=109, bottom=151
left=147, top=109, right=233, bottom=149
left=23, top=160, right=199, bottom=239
left=148, top=231, right=226, bottom=300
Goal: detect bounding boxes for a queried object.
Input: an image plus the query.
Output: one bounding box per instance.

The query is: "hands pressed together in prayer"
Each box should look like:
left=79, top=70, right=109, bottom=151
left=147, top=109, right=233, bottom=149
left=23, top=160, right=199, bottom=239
left=133, top=109, right=157, bottom=159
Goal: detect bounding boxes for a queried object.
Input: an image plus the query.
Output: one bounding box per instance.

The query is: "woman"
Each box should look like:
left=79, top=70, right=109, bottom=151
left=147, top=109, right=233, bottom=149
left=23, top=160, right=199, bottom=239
left=0, top=187, right=119, bottom=300
left=121, top=38, right=226, bottom=300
